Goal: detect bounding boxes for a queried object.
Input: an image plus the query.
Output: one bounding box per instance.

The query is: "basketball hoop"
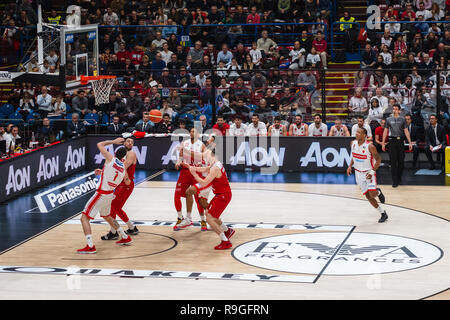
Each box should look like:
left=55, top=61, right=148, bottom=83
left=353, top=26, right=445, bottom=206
left=80, top=75, right=117, bottom=105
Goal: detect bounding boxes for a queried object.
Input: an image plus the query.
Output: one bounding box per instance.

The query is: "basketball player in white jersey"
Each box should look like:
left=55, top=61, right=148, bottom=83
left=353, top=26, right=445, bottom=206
left=184, top=135, right=216, bottom=230
left=347, top=127, right=388, bottom=223
left=174, top=128, right=207, bottom=230
left=328, top=118, right=350, bottom=136
left=228, top=115, right=247, bottom=136
left=289, top=114, right=308, bottom=136
left=308, top=113, right=328, bottom=136
left=77, top=138, right=132, bottom=254
left=268, top=116, right=287, bottom=136
left=246, top=114, right=267, bottom=136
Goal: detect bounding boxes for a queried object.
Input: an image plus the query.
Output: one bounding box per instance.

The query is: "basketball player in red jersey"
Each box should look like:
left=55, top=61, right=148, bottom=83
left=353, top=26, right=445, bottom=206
left=173, top=128, right=207, bottom=230
left=78, top=138, right=132, bottom=254
left=184, top=135, right=216, bottom=231
left=189, top=148, right=234, bottom=250
left=100, top=137, right=139, bottom=240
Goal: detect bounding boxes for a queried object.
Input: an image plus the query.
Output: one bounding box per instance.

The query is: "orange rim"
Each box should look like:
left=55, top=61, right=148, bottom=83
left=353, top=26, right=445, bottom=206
left=80, top=75, right=117, bottom=85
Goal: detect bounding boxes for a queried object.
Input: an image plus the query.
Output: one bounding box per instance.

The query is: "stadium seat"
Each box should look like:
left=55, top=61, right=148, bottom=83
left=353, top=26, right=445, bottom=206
left=8, top=112, right=24, bottom=125
left=0, top=103, right=15, bottom=117
left=100, top=113, right=111, bottom=127
left=84, top=113, right=99, bottom=126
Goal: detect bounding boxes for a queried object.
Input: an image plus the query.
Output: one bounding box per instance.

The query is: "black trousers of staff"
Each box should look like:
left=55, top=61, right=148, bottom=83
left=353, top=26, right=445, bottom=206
left=388, top=137, right=405, bottom=185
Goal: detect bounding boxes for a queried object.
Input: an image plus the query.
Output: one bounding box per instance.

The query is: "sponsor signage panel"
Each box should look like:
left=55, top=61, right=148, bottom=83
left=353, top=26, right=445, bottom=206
left=0, top=139, right=87, bottom=202
left=87, top=135, right=354, bottom=173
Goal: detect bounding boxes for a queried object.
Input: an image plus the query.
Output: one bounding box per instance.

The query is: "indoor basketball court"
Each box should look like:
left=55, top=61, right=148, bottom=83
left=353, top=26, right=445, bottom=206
left=0, top=170, right=449, bottom=300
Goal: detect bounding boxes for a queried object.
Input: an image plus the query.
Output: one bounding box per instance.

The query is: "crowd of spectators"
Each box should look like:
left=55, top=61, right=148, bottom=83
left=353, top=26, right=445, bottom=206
left=348, top=1, right=450, bottom=139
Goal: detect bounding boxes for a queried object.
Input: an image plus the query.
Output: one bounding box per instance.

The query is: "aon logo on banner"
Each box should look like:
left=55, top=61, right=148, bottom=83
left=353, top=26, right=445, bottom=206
left=6, top=165, right=31, bottom=195
left=65, top=146, right=85, bottom=172
left=300, top=142, right=351, bottom=168
left=230, top=142, right=285, bottom=166
left=37, top=155, right=59, bottom=183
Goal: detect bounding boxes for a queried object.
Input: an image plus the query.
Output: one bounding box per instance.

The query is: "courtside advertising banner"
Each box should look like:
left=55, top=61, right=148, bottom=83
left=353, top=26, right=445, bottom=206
left=87, top=135, right=353, bottom=173
left=0, top=138, right=87, bottom=202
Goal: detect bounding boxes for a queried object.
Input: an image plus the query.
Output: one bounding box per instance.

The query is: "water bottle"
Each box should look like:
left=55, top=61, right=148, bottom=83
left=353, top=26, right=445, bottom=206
left=29, top=131, right=35, bottom=149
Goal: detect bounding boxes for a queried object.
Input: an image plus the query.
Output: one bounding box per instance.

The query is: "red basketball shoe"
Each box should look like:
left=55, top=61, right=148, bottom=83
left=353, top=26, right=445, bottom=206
left=116, top=236, right=132, bottom=245
left=77, top=245, right=97, bottom=254
left=214, top=240, right=232, bottom=250
left=224, top=227, right=235, bottom=239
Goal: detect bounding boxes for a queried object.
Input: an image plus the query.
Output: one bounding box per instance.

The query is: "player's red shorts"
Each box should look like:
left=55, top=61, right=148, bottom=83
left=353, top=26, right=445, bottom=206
left=207, top=192, right=232, bottom=218
left=175, top=168, right=195, bottom=197
left=111, top=181, right=134, bottom=212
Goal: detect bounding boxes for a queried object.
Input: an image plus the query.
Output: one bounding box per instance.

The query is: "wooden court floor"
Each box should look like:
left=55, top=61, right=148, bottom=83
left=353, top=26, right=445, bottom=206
left=0, top=182, right=448, bottom=300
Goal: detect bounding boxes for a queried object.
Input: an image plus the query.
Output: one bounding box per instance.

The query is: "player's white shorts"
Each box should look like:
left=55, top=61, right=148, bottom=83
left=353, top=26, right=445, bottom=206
left=194, top=183, right=212, bottom=200
left=82, top=191, right=115, bottom=220
left=355, top=169, right=377, bottom=195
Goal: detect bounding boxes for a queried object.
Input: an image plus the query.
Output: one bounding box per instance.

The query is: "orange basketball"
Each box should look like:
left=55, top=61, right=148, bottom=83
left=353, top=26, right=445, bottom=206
left=149, top=109, right=163, bottom=123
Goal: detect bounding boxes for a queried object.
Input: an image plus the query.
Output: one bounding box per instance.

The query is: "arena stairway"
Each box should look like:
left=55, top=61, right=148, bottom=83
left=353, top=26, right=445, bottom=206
left=311, top=61, right=360, bottom=121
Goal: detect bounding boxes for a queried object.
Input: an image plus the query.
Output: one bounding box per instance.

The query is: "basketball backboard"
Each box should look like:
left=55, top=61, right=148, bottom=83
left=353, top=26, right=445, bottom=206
left=61, top=24, right=99, bottom=89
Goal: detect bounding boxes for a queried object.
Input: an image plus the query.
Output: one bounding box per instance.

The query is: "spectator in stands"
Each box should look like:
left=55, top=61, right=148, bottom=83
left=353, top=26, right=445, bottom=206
left=71, top=89, right=90, bottom=116
left=152, top=31, right=167, bottom=51
left=18, top=92, right=35, bottom=120
left=430, top=2, right=445, bottom=21
left=212, top=115, right=230, bottom=136
left=188, top=41, right=204, bottom=65
left=160, top=43, right=173, bottom=65
left=419, top=53, right=435, bottom=79
left=135, top=112, right=154, bottom=133
left=247, top=114, right=267, bottom=136
left=117, top=42, right=131, bottom=65
left=296, top=67, right=317, bottom=99
left=151, top=52, right=166, bottom=77
left=339, top=10, right=357, bottom=53
left=5, top=125, right=20, bottom=153
left=53, top=94, right=66, bottom=116
left=155, top=113, right=174, bottom=133
left=288, top=40, right=306, bottom=70
left=231, top=77, right=250, bottom=101
left=107, top=115, right=125, bottom=134
left=103, top=7, right=119, bottom=25
left=217, top=43, right=233, bottom=67
left=425, top=114, right=447, bottom=169
left=354, top=70, right=370, bottom=89
left=371, top=87, right=389, bottom=113
left=312, top=31, right=328, bottom=69
left=257, top=30, right=277, bottom=54
left=36, top=86, right=53, bottom=118
left=37, top=117, right=57, bottom=144
left=308, top=113, right=328, bottom=137
left=67, top=113, right=86, bottom=139
left=368, top=98, right=384, bottom=124
left=306, top=47, right=321, bottom=69
left=348, top=87, right=368, bottom=115
left=198, top=114, right=212, bottom=134
left=361, top=44, right=377, bottom=69
left=251, top=71, right=267, bottom=93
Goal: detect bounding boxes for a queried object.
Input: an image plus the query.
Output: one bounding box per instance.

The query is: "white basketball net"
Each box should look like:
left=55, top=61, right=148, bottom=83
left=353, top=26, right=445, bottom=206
left=90, top=78, right=116, bottom=105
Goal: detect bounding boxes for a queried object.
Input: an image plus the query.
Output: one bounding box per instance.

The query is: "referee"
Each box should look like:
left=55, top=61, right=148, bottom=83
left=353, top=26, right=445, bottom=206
left=382, top=104, right=413, bottom=188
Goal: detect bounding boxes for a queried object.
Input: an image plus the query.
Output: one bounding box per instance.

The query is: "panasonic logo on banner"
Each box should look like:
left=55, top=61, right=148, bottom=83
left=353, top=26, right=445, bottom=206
left=230, top=142, right=285, bottom=167
left=300, top=142, right=351, bottom=168
left=34, top=171, right=99, bottom=213
left=6, top=165, right=31, bottom=195
left=94, top=145, right=147, bottom=165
